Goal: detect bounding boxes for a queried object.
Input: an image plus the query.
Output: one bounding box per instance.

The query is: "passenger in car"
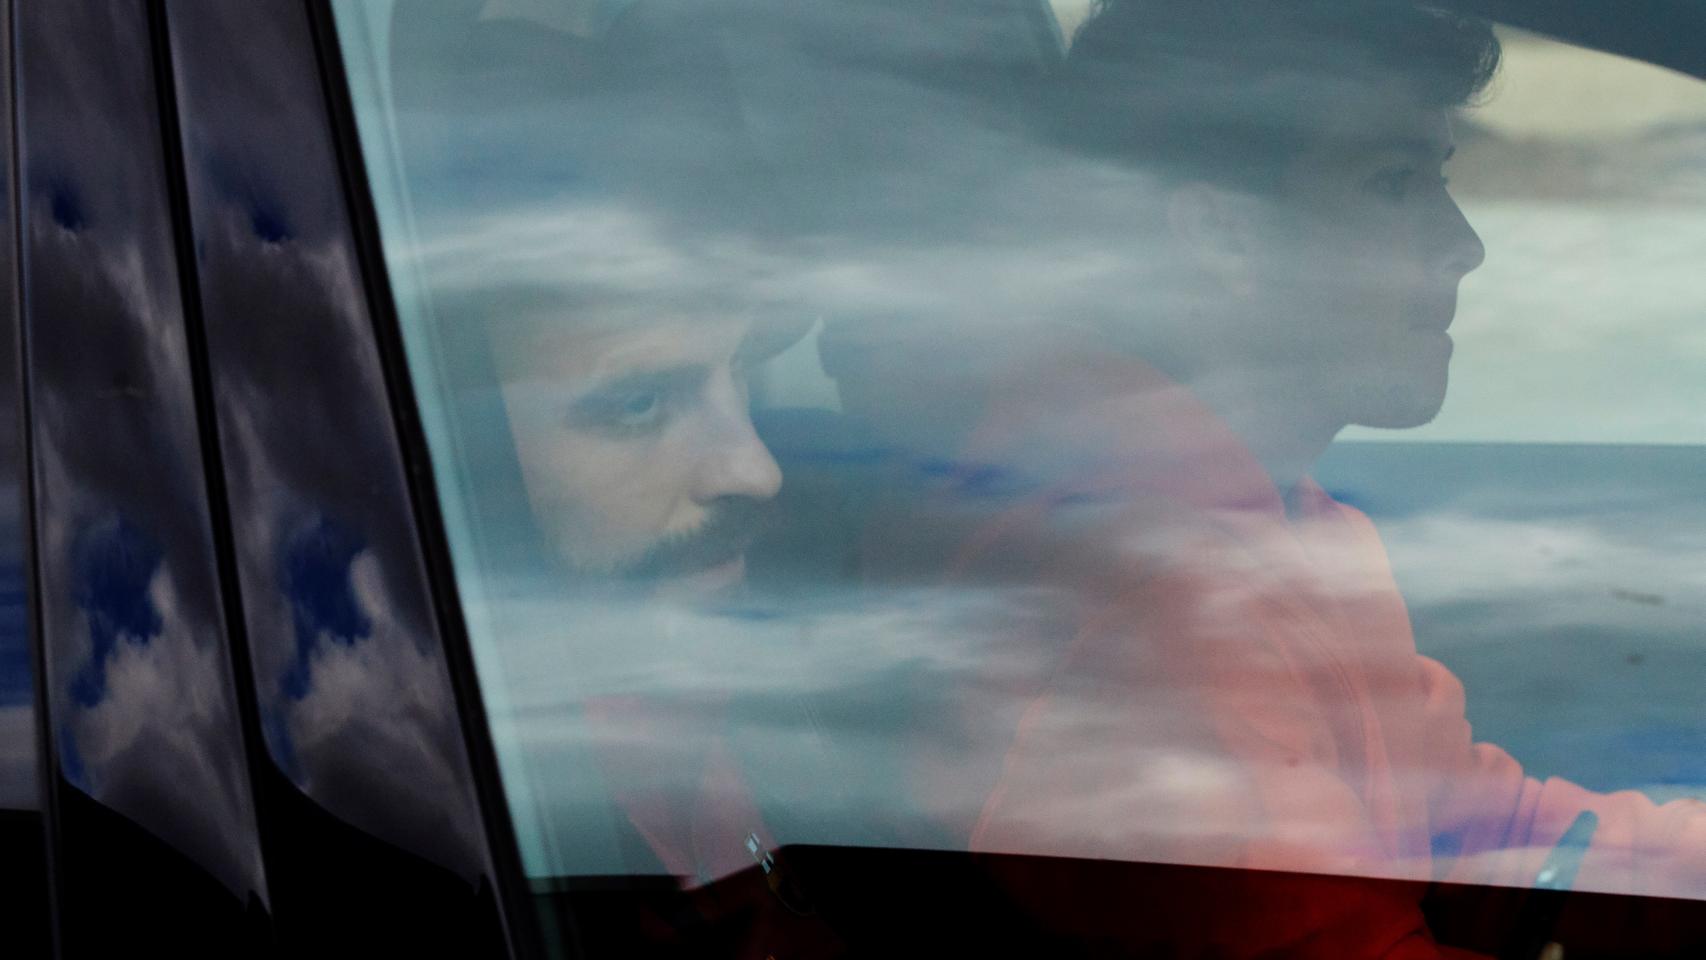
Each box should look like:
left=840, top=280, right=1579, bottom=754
left=392, top=8, right=854, bottom=950
left=486, top=311, right=791, bottom=596
left=462, top=278, right=846, bottom=950
left=834, top=1, right=1706, bottom=956
left=489, top=297, right=808, bottom=805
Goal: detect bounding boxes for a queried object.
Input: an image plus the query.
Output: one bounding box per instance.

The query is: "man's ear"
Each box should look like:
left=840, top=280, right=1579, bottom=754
left=1165, top=181, right=1269, bottom=299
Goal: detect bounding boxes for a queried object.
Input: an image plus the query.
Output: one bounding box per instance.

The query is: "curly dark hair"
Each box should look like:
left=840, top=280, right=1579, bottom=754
left=1051, top=0, right=1502, bottom=191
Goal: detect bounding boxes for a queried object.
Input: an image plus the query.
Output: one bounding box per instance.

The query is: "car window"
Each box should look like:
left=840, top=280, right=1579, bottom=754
left=1315, top=27, right=1706, bottom=804
left=17, top=0, right=269, bottom=951
left=334, top=1, right=1706, bottom=955
left=1341, top=28, right=1706, bottom=446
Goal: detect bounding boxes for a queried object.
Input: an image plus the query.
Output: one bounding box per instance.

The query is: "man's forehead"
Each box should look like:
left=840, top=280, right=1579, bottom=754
left=1319, top=87, right=1458, bottom=157
left=491, top=313, right=810, bottom=384
left=523, top=318, right=751, bottom=379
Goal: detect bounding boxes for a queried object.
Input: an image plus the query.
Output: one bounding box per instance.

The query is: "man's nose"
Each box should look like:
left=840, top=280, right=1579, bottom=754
left=690, top=394, right=783, bottom=504
left=1437, top=194, right=1485, bottom=278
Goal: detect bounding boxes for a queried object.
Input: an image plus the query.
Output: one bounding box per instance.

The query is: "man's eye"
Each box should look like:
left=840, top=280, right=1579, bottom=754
left=1365, top=167, right=1418, bottom=201
left=613, top=392, right=660, bottom=422
left=570, top=389, right=668, bottom=433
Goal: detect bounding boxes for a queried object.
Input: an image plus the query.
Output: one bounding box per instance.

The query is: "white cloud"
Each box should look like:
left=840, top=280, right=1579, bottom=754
left=283, top=549, right=487, bottom=880
left=1473, top=29, right=1706, bottom=140
left=64, top=565, right=266, bottom=902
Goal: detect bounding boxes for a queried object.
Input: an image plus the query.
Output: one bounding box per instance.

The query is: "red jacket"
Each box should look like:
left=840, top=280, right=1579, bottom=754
left=927, top=351, right=1706, bottom=957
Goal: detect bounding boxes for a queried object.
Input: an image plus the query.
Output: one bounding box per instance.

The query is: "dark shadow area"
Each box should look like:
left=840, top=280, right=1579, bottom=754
left=0, top=809, right=49, bottom=957
left=54, top=785, right=271, bottom=957
left=541, top=844, right=1706, bottom=959
left=252, top=760, right=506, bottom=958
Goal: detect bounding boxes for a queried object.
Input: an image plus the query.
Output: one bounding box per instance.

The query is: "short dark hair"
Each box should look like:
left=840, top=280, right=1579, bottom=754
left=1050, top=0, right=1501, bottom=191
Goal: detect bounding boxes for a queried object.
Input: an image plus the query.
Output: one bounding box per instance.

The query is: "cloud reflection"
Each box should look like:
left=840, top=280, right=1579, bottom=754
left=373, top=0, right=1706, bottom=912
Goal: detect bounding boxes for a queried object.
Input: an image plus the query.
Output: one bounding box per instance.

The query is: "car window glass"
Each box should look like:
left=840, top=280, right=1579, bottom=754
left=1314, top=29, right=1706, bottom=806
left=1344, top=29, right=1706, bottom=444
left=335, top=1, right=1706, bottom=954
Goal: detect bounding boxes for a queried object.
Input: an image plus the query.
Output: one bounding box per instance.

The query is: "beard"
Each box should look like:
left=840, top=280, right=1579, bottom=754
left=614, top=496, right=773, bottom=582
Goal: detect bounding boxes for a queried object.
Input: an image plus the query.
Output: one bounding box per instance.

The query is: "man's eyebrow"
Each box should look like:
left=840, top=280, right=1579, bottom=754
left=580, top=364, right=707, bottom=397
left=1366, top=136, right=1456, bottom=162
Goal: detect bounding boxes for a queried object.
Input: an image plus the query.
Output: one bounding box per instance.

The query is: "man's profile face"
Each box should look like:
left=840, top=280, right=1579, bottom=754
left=492, top=316, right=785, bottom=594
left=1251, top=89, right=1486, bottom=430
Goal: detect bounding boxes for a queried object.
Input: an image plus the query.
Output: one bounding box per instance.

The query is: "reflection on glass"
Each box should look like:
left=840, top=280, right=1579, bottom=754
left=160, top=0, right=506, bottom=951
left=338, top=0, right=1706, bottom=954
left=1361, top=28, right=1706, bottom=444
left=18, top=0, right=268, bottom=947
left=0, top=538, right=31, bottom=814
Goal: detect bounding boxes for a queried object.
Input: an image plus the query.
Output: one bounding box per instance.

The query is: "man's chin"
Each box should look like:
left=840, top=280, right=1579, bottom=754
left=649, top=554, right=747, bottom=601
left=556, top=551, right=749, bottom=603
left=1352, top=392, right=1445, bottom=431
left=1347, top=360, right=1449, bottom=430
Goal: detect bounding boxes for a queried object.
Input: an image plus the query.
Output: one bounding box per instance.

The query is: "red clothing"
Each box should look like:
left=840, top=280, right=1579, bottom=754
left=583, top=695, right=849, bottom=958
left=933, top=351, right=1706, bottom=956
left=586, top=695, right=775, bottom=882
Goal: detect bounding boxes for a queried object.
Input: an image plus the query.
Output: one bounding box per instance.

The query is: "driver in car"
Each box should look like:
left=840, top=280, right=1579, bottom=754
left=830, top=1, right=1706, bottom=956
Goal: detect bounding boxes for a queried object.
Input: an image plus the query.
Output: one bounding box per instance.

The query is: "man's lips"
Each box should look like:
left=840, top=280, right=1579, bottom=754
left=622, top=498, right=770, bottom=581
left=1407, top=293, right=1460, bottom=332
left=653, top=555, right=746, bottom=599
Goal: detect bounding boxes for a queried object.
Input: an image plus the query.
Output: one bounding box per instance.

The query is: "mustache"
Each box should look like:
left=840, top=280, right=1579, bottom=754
left=621, top=497, right=774, bottom=580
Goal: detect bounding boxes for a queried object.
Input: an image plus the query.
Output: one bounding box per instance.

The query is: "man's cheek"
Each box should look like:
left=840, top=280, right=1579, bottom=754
left=549, top=457, right=673, bottom=570
left=550, top=439, right=656, bottom=517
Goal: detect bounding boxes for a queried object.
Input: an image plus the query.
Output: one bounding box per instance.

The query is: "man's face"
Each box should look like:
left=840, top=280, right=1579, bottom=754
left=493, top=316, right=784, bottom=594
left=1252, top=90, right=1486, bottom=430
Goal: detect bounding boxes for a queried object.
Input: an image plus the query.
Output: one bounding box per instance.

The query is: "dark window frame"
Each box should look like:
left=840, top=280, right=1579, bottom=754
left=300, top=1, right=544, bottom=956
